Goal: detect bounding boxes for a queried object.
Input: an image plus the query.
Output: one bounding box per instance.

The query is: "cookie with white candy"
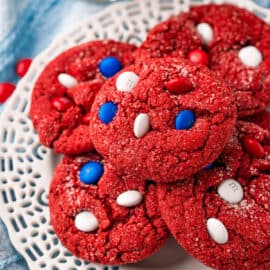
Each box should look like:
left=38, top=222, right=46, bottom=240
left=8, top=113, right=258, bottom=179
left=157, top=121, right=270, bottom=270
left=30, top=40, right=136, bottom=155
left=137, top=4, right=270, bottom=117
left=192, top=4, right=270, bottom=117
left=49, top=152, right=169, bottom=265
left=89, top=57, right=236, bottom=183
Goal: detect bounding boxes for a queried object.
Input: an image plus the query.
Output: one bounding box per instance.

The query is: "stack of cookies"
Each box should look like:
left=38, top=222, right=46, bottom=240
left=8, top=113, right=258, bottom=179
left=30, top=4, right=270, bottom=270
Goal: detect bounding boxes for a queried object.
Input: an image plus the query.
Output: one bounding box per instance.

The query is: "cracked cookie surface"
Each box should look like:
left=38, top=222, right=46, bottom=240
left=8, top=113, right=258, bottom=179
left=157, top=121, right=270, bottom=270
left=89, top=58, right=236, bottom=182
left=49, top=153, right=169, bottom=265
left=136, top=4, right=270, bottom=117
left=30, top=40, right=136, bottom=155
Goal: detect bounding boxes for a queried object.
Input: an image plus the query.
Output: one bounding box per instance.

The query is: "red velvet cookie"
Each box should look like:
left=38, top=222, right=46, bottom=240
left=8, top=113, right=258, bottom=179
left=157, top=121, right=270, bottom=270
left=30, top=40, right=136, bottom=155
left=135, top=12, right=202, bottom=60
left=49, top=153, right=169, bottom=265
left=136, top=4, right=270, bottom=117
left=89, top=58, right=236, bottom=183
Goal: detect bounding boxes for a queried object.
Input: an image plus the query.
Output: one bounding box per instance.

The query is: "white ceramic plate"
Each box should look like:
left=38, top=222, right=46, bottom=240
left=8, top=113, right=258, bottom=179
left=1, top=0, right=270, bottom=269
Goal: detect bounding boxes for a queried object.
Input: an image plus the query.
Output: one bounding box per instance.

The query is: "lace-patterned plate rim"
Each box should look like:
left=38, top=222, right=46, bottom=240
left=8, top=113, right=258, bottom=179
left=0, top=1, right=270, bottom=270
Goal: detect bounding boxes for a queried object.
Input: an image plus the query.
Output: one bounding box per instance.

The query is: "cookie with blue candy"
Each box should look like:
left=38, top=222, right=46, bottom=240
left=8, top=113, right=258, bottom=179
left=136, top=4, right=270, bottom=117
left=89, top=57, right=237, bottom=183
left=49, top=152, right=169, bottom=265
left=157, top=121, right=270, bottom=270
left=30, top=40, right=136, bottom=155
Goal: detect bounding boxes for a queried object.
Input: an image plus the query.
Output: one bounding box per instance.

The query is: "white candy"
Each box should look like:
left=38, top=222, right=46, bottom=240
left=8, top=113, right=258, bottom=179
left=217, top=179, right=244, bottom=204
left=196, top=23, right=214, bottom=45
left=58, top=73, right=78, bottom=88
left=133, top=113, right=150, bottom=138
left=207, top=218, right=229, bottom=244
left=116, top=71, right=139, bottom=92
left=116, top=190, right=143, bottom=207
left=238, top=46, right=263, bottom=67
left=75, top=211, right=99, bottom=232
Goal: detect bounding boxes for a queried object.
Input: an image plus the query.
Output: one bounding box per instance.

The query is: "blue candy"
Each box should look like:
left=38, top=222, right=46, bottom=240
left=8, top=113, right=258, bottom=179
left=175, top=110, right=196, bottom=130
left=79, top=161, right=104, bottom=185
left=98, top=56, right=122, bottom=78
left=204, top=162, right=216, bottom=170
left=99, top=102, right=118, bottom=124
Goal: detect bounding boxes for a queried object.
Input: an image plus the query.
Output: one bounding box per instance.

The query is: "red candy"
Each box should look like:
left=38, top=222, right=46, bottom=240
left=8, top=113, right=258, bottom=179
left=242, top=136, right=265, bottom=158
left=82, top=113, right=91, bottom=124
left=188, top=49, right=209, bottom=66
left=52, top=96, right=73, bottom=112
left=16, top=58, right=32, bottom=77
left=165, top=76, right=193, bottom=94
left=0, top=82, right=16, bottom=103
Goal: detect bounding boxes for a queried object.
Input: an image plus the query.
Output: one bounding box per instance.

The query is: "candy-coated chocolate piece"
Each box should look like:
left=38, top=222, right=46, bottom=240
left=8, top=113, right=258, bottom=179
left=116, top=190, right=143, bottom=207
left=165, top=76, right=193, bottom=94
left=238, top=46, right=262, bottom=67
left=133, top=113, right=150, bottom=138
left=99, top=56, right=122, bottom=78
left=58, top=73, right=78, bottom=88
left=217, top=178, right=244, bottom=204
left=0, top=82, right=16, bottom=103
left=206, top=218, right=229, bottom=244
left=75, top=211, right=99, bottom=232
left=116, top=71, right=139, bottom=92
left=188, top=49, right=209, bottom=66
left=79, top=161, right=104, bottom=185
left=242, top=136, right=265, bottom=158
left=175, top=110, right=196, bottom=130
left=51, top=96, right=73, bottom=112
left=16, top=58, right=32, bottom=77
left=99, top=102, right=118, bottom=124
left=196, top=22, right=214, bottom=45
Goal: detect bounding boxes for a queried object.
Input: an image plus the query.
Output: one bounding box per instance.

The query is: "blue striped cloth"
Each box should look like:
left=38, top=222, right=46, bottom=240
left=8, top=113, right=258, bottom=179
left=254, top=0, right=270, bottom=7
left=0, top=0, right=269, bottom=269
left=0, top=0, right=107, bottom=84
